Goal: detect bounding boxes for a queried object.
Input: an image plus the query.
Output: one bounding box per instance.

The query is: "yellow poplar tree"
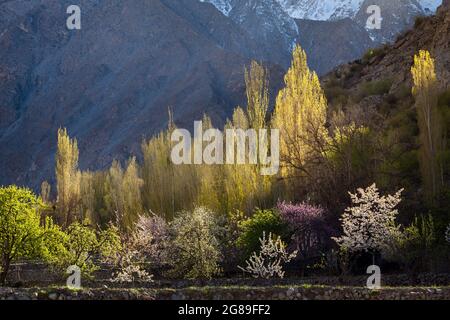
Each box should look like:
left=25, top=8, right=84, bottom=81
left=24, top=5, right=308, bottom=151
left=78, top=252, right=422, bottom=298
left=411, top=50, right=444, bottom=203
left=105, top=158, right=143, bottom=231
left=198, top=114, right=224, bottom=212
left=79, top=171, right=94, bottom=222
left=245, top=61, right=269, bottom=130
left=272, top=45, right=329, bottom=178
left=141, top=115, right=200, bottom=220
left=105, top=160, right=125, bottom=226
left=40, top=181, right=51, bottom=204
left=55, top=128, right=81, bottom=227
left=222, top=109, right=254, bottom=213
left=232, top=107, right=249, bottom=130
left=121, top=157, right=144, bottom=229
left=244, top=61, right=273, bottom=209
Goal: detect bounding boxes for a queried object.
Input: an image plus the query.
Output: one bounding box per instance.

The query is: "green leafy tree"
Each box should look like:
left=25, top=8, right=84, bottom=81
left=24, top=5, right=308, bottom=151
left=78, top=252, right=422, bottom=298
left=386, top=215, right=436, bottom=275
left=0, top=186, right=47, bottom=284
left=237, top=209, right=287, bottom=258
left=47, top=221, right=121, bottom=276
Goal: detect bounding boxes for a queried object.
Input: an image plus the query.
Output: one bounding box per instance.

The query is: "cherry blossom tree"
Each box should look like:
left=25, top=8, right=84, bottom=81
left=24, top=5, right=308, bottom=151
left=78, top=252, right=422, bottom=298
left=277, top=201, right=334, bottom=258
left=110, top=215, right=170, bottom=283
left=333, top=184, right=404, bottom=256
left=239, top=232, right=297, bottom=279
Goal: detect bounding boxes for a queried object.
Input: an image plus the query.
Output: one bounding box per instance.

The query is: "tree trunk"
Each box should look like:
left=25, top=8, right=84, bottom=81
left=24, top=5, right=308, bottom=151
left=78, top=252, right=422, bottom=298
left=0, top=254, right=11, bottom=286
left=0, top=257, right=11, bottom=286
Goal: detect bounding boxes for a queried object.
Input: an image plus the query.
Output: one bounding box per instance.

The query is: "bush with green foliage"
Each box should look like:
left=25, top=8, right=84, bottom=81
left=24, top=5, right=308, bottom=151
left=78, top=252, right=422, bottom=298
left=237, top=209, right=287, bottom=258
left=386, top=215, right=436, bottom=274
left=358, top=79, right=393, bottom=99
left=325, top=86, right=350, bottom=106
left=0, top=186, right=55, bottom=285
left=47, top=221, right=121, bottom=276
left=362, top=46, right=388, bottom=64
left=169, top=207, right=222, bottom=279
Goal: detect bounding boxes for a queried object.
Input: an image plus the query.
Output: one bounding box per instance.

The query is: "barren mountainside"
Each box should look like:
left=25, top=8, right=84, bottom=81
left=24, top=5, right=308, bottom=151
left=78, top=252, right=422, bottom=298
left=324, top=2, right=449, bottom=99
left=0, top=0, right=447, bottom=189
left=205, top=0, right=442, bottom=42
left=0, top=0, right=268, bottom=187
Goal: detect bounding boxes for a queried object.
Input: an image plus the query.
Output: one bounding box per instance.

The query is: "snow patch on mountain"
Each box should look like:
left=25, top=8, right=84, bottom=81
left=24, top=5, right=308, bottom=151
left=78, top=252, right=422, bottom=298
left=199, top=0, right=232, bottom=16
left=200, top=0, right=442, bottom=20
left=278, top=0, right=364, bottom=20
left=420, top=0, right=442, bottom=12
left=230, top=0, right=299, bottom=34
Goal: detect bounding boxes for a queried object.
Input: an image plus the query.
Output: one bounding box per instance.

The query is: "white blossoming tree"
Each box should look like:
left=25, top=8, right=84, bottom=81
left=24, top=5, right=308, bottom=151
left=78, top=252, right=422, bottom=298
left=333, top=184, right=404, bottom=256
left=239, top=232, right=297, bottom=279
left=110, top=215, right=170, bottom=283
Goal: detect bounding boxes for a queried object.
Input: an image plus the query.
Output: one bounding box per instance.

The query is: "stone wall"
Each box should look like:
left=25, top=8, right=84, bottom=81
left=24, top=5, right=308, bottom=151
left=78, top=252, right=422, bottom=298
left=1, top=286, right=449, bottom=300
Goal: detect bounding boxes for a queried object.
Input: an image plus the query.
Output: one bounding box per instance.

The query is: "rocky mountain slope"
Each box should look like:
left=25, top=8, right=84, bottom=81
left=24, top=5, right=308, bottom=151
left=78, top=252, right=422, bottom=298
left=0, top=0, right=446, bottom=189
left=278, top=0, right=366, bottom=20
left=200, top=0, right=443, bottom=70
left=0, top=0, right=281, bottom=187
left=229, top=0, right=299, bottom=67
left=205, top=0, right=441, bottom=20
left=295, top=18, right=373, bottom=73
left=326, top=2, right=449, bottom=91
left=203, top=0, right=380, bottom=72
left=323, top=1, right=449, bottom=115
left=205, top=0, right=441, bottom=42
left=277, top=0, right=441, bottom=20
